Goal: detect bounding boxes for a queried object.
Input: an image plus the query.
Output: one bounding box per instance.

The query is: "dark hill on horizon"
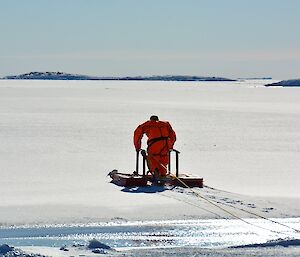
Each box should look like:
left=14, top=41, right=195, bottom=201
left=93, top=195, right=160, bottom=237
left=265, top=79, right=300, bottom=87
left=2, top=71, right=236, bottom=82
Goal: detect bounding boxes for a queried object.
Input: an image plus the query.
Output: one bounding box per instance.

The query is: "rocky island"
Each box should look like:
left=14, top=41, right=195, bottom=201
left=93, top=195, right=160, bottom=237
left=265, top=79, right=300, bottom=87
left=2, top=71, right=236, bottom=82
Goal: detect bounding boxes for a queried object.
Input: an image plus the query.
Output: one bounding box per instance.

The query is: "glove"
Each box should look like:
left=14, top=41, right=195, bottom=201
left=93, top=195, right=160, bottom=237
left=140, top=149, right=147, bottom=157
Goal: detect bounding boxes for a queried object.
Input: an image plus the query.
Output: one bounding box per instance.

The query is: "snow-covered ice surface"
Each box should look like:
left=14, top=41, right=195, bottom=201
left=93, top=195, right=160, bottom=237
left=0, top=79, right=300, bottom=255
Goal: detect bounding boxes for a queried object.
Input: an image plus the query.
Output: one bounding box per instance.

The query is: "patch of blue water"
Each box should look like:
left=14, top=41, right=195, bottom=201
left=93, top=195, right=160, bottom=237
left=0, top=218, right=299, bottom=249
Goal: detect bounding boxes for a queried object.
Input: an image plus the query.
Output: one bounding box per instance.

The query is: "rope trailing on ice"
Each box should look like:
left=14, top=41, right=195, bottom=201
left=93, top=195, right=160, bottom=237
left=215, top=198, right=300, bottom=234
left=171, top=174, right=300, bottom=235
left=146, top=151, right=300, bottom=236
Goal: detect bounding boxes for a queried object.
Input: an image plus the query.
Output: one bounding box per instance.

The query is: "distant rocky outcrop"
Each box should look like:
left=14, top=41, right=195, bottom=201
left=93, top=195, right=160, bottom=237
left=87, top=239, right=112, bottom=250
left=0, top=244, right=14, bottom=254
left=230, top=238, right=300, bottom=248
left=3, top=71, right=100, bottom=80
left=265, top=79, right=300, bottom=87
left=0, top=244, right=46, bottom=257
left=2, top=72, right=236, bottom=82
left=238, top=77, right=272, bottom=80
left=114, top=75, right=236, bottom=81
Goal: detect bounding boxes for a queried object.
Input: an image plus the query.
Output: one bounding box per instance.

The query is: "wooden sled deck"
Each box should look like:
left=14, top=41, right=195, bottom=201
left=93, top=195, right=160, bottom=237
left=109, top=149, right=203, bottom=188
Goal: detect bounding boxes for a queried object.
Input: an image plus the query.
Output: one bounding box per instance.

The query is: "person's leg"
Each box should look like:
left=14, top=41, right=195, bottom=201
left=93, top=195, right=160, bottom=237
left=147, top=154, right=159, bottom=174
left=147, top=142, right=169, bottom=177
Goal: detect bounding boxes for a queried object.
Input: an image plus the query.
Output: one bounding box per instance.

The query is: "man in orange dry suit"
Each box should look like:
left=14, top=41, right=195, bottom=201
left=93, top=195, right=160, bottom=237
left=134, top=115, right=176, bottom=178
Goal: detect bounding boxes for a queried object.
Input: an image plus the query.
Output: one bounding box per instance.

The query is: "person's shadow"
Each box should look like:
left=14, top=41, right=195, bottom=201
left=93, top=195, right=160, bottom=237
left=121, top=185, right=168, bottom=193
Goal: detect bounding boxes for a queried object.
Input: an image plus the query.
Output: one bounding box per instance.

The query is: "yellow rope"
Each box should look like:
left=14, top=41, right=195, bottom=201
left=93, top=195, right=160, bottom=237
left=146, top=150, right=300, bottom=235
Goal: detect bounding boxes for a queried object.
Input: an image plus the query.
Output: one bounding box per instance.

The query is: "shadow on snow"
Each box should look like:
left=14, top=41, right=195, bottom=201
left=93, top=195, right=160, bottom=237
left=121, top=185, right=168, bottom=193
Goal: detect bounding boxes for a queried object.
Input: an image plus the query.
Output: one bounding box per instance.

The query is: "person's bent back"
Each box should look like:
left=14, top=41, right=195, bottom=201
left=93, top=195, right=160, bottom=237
left=134, top=115, right=176, bottom=177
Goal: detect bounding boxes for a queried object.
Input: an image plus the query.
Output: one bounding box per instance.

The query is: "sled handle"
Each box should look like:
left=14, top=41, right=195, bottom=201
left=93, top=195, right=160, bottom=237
left=135, top=150, right=139, bottom=175
left=169, top=149, right=180, bottom=177
left=136, top=149, right=147, bottom=176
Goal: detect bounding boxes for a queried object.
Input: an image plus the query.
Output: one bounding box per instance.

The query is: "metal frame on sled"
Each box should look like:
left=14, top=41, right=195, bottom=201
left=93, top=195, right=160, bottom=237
left=108, top=149, right=203, bottom=188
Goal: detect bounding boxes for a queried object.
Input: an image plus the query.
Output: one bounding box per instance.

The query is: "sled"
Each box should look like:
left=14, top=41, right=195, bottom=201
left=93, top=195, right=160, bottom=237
left=108, top=170, right=148, bottom=187
left=108, top=149, right=203, bottom=188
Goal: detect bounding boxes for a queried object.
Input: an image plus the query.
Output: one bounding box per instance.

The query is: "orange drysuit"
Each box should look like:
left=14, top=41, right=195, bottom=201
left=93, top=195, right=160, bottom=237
left=134, top=120, right=176, bottom=176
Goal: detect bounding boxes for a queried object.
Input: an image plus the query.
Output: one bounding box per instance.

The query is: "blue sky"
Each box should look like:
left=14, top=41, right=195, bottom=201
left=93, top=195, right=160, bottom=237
left=1, top=0, right=299, bottom=79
